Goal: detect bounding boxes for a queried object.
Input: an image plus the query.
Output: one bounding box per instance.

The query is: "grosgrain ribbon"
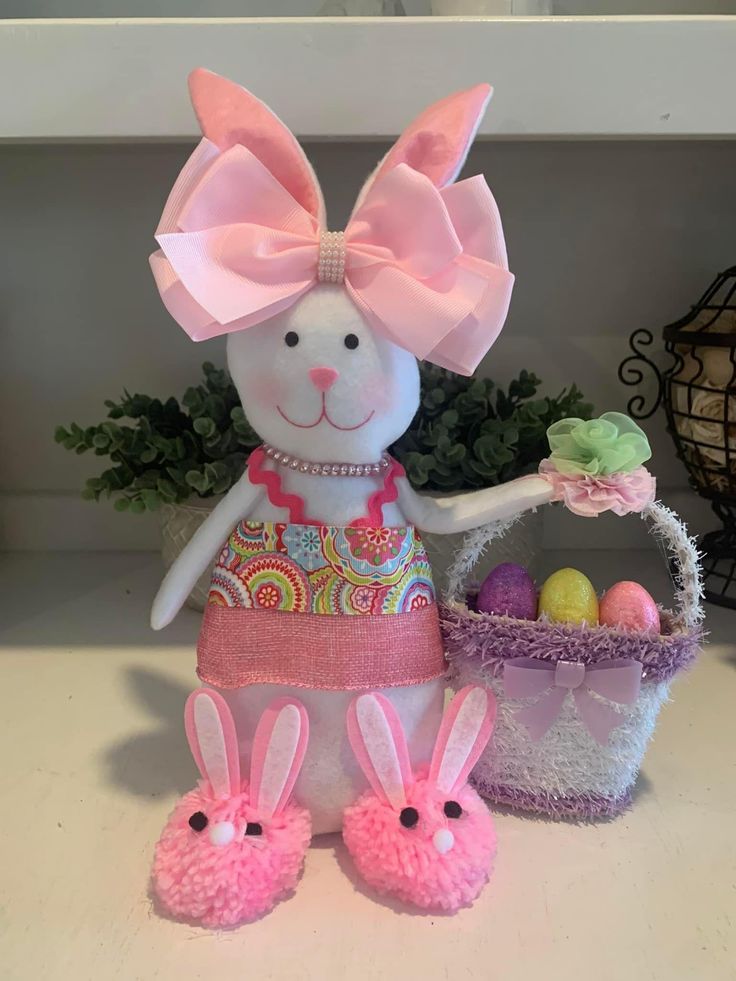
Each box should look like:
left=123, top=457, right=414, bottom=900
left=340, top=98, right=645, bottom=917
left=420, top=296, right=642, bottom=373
left=149, top=139, right=514, bottom=376
left=503, top=657, right=643, bottom=745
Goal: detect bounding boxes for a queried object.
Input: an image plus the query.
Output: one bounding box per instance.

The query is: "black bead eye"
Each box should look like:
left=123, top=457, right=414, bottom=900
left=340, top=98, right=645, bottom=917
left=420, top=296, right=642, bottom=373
left=399, top=806, right=419, bottom=829
left=245, top=821, right=263, bottom=836
left=344, top=333, right=359, bottom=350
left=444, top=800, right=463, bottom=819
left=188, top=811, right=208, bottom=832
left=285, top=331, right=299, bottom=347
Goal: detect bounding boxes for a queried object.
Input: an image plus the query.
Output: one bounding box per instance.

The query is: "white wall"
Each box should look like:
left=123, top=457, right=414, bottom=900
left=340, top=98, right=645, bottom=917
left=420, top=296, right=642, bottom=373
left=2, top=138, right=735, bottom=550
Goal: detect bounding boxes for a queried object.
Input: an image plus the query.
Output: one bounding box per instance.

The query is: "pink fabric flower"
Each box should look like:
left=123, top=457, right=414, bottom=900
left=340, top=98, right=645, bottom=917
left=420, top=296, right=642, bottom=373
left=539, top=460, right=656, bottom=517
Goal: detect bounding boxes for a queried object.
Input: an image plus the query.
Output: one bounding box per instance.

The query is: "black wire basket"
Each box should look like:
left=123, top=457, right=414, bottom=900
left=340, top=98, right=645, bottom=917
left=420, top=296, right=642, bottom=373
left=620, top=265, right=736, bottom=609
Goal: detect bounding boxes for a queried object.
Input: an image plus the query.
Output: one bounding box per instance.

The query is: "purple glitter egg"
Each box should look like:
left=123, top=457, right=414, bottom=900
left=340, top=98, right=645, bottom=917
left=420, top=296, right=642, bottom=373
left=477, top=563, right=538, bottom=620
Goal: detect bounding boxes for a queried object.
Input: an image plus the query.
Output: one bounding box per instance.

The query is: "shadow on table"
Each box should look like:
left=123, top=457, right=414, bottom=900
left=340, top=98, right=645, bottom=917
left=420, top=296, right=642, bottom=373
left=104, top=666, right=195, bottom=800
left=0, top=552, right=200, bottom=648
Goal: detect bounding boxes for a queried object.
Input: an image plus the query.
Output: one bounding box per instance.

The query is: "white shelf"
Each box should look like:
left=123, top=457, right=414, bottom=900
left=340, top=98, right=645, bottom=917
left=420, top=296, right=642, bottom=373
left=0, top=549, right=734, bottom=980
left=1, top=16, right=735, bottom=141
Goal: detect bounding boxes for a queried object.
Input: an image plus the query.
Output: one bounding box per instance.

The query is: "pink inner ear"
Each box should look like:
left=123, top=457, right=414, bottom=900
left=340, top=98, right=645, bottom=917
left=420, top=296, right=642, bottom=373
left=188, top=68, right=322, bottom=220
left=346, top=693, right=412, bottom=810
left=373, top=84, right=492, bottom=190
left=249, top=698, right=309, bottom=818
left=184, top=689, right=241, bottom=799
left=429, top=686, right=497, bottom=795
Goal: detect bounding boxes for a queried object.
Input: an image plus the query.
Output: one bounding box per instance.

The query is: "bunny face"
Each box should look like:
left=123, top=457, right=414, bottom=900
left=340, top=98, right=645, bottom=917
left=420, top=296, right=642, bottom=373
left=153, top=785, right=311, bottom=928
left=152, top=690, right=311, bottom=928
left=344, top=771, right=495, bottom=912
left=344, top=686, right=497, bottom=912
left=227, top=287, right=420, bottom=461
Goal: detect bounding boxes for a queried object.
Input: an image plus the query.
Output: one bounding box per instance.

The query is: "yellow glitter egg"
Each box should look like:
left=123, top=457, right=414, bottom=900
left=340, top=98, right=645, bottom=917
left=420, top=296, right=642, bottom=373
left=538, top=568, right=599, bottom=625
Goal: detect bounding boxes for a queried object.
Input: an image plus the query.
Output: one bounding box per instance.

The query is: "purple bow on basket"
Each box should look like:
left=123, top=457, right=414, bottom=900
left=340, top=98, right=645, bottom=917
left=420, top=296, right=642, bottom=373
left=503, top=658, right=643, bottom=745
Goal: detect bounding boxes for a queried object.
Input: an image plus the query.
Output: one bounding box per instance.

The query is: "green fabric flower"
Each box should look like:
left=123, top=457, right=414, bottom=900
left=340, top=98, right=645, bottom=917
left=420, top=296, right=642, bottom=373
left=546, top=412, right=651, bottom=477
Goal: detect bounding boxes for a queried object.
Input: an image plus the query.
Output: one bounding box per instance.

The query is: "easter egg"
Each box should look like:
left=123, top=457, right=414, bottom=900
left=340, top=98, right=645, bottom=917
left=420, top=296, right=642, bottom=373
left=538, top=568, right=598, bottom=625
left=477, top=563, right=537, bottom=620
left=599, top=580, right=660, bottom=633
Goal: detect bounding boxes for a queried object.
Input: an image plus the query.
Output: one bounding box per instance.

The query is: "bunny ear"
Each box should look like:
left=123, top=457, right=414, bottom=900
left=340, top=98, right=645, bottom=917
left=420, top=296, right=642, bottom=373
left=346, top=693, right=413, bottom=810
left=429, top=687, right=496, bottom=796
left=352, top=84, right=492, bottom=214
left=184, top=689, right=241, bottom=800
left=188, top=68, right=325, bottom=223
left=249, top=698, right=309, bottom=819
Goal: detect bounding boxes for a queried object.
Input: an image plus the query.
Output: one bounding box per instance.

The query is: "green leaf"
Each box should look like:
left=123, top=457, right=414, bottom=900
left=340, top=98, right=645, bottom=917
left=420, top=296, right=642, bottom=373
left=185, top=470, right=210, bottom=495
left=140, top=489, right=161, bottom=511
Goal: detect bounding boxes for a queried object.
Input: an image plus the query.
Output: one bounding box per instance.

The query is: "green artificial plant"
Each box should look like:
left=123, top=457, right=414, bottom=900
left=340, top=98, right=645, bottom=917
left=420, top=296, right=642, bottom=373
left=55, top=362, right=593, bottom=511
left=390, top=365, right=594, bottom=492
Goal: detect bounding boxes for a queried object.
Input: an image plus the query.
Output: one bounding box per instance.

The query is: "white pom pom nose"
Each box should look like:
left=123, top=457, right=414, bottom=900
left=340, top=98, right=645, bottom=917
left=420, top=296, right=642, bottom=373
left=209, top=821, right=235, bottom=847
left=433, top=828, right=455, bottom=854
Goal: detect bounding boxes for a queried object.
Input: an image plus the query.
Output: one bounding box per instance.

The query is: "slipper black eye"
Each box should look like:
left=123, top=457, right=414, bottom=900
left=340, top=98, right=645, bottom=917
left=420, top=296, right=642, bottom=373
left=344, top=333, right=359, bottom=350
left=399, top=806, right=419, bottom=829
left=188, top=811, right=208, bottom=832
left=285, top=331, right=299, bottom=347
left=245, top=821, right=263, bottom=836
left=444, top=800, right=463, bottom=819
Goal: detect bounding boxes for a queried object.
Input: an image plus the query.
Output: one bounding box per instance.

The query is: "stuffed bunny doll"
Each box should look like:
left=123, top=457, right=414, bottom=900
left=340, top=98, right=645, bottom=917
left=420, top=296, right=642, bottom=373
left=149, top=68, right=561, bottom=919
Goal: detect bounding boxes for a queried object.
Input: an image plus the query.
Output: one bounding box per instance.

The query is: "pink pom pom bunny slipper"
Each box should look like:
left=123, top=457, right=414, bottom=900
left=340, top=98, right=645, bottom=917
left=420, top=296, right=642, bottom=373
left=152, top=689, right=311, bottom=928
left=343, top=685, right=497, bottom=912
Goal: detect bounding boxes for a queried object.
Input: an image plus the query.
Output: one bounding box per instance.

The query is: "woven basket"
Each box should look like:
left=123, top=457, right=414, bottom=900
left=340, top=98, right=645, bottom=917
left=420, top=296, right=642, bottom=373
left=439, top=502, right=704, bottom=819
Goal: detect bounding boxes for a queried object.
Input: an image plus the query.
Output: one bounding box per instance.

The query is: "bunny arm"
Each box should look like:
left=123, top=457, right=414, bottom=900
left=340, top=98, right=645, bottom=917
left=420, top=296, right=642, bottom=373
left=151, top=477, right=263, bottom=630
left=395, top=474, right=555, bottom=535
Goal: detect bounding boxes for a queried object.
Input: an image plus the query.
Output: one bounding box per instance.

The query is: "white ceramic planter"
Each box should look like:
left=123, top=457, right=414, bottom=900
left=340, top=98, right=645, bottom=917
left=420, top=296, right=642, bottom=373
left=159, top=498, right=220, bottom=612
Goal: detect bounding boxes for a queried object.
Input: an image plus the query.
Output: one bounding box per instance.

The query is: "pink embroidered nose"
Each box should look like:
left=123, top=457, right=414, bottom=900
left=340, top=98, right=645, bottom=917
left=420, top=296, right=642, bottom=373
left=309, top=367, right=339, bottom=392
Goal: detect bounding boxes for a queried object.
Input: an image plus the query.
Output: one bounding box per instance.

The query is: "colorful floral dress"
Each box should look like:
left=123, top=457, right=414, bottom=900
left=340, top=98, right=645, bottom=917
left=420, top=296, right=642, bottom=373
left=196, top=448, right=446, bottom=691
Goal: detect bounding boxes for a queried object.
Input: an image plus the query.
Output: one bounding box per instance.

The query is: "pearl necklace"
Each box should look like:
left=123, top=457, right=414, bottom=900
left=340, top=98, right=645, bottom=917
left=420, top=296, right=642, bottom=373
left=262, top=443, right=391, bottom=478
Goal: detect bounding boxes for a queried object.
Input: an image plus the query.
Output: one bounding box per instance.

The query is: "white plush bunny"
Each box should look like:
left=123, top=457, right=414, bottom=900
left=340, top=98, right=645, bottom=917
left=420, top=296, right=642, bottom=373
left=149, top=69, right=555, bottom=847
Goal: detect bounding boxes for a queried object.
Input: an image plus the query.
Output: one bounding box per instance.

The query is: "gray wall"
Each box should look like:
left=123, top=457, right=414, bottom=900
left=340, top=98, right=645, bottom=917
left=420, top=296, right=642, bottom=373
left=2, top=138, right=735, bottom=549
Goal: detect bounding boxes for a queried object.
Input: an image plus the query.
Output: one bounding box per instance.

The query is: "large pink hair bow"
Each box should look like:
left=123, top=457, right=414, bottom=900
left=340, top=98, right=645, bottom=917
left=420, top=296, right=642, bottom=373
left=150, top=69, right=514, bottom=377
left=504, top=657, right=643, bottom=745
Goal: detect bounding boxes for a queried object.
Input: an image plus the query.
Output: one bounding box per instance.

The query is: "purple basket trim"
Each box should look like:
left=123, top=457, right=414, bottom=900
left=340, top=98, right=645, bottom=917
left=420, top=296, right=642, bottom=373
left=472, top=774, right=633, bottom=821
left=439, top=603, right=703, bottom=685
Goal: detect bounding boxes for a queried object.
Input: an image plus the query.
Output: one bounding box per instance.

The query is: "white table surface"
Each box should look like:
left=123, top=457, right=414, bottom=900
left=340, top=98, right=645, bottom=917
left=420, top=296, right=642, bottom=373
left=1, top=550, right=734, bottom=981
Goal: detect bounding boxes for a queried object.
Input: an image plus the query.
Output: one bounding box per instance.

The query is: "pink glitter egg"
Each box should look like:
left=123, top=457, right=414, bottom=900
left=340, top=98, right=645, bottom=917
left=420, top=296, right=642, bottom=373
left=477, top=563, right=538, bottom=620
left=599, top=581, right=660, bottom=633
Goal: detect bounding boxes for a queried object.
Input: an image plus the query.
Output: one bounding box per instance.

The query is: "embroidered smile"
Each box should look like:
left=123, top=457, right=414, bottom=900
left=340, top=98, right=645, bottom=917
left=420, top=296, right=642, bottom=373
left=277, top=395, right=375, bottom=432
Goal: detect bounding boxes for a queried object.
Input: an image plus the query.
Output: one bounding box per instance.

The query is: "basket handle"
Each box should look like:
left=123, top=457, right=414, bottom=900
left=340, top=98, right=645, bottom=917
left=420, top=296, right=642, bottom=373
left=443, top=500, right=704, bottom=630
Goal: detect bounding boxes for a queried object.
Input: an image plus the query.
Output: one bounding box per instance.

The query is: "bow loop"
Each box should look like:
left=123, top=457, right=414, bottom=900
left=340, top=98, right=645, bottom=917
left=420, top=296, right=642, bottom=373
left=347, top=164, right=463, bottom=280
left=503, top=657, right=643, bottom=745
left=151, top=141, right=514, bottom=375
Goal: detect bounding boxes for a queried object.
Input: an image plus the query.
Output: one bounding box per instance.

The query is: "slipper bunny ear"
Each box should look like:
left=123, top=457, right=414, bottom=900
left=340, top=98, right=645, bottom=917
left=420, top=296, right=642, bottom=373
left=184, top=689, right=241, bottom=800
left=346, top=693, right=413, bottom=810
left=188, top=67, right=325, bottom=224
left=429, top=686, right=496, bottom=796
left=352, top=83, right=493, bottom=215
left=249, top=698, right=309, bottom=819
